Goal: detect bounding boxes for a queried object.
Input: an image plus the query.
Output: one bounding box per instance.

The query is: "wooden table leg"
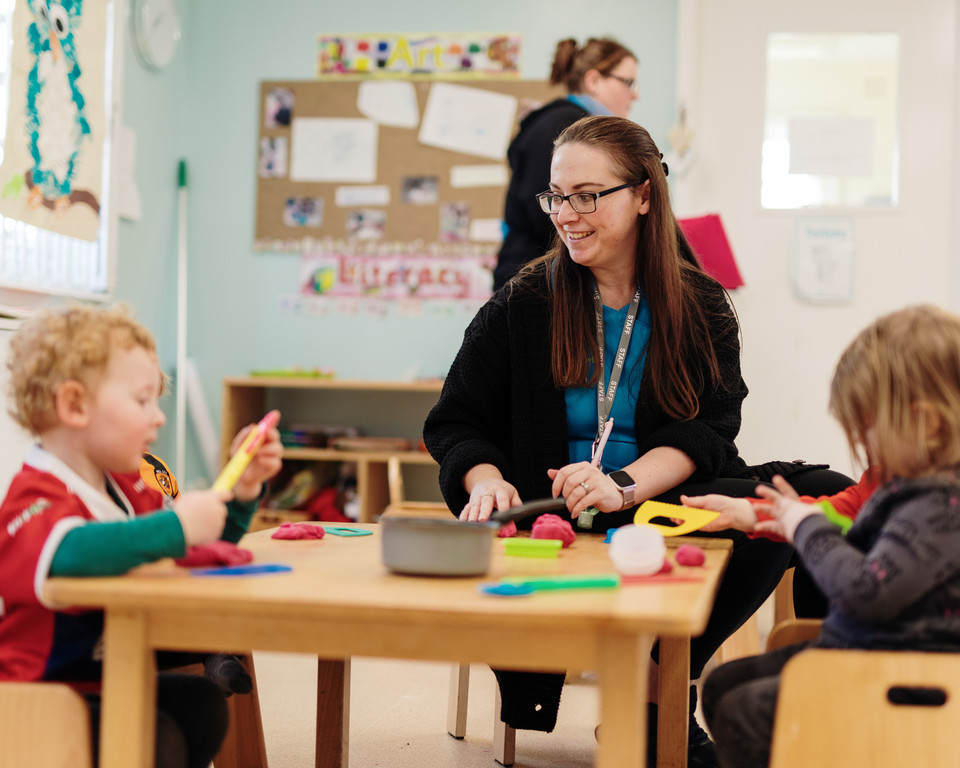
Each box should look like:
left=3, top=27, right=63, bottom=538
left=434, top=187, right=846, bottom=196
left=316, top=658, right=350, bottom=768
left=100, top=610, right=155, bottom=768
left=658, top=635, right=691, bottom=768
left=596, top=633, right=651, bottom=768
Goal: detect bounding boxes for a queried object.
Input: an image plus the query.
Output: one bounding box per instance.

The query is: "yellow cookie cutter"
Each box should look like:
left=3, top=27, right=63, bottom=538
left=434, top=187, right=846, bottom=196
left=634, top=500, right=719, bottom=537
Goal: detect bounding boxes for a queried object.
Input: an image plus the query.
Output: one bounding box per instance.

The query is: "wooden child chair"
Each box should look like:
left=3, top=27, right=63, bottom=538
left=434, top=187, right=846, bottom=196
left=771, top=648, right=960, bottom=768
left=0, top=681, right=93, bottom=768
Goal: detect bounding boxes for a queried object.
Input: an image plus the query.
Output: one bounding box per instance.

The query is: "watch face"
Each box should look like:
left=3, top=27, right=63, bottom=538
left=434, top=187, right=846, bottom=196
left=609, top=470, right=635, bottom=489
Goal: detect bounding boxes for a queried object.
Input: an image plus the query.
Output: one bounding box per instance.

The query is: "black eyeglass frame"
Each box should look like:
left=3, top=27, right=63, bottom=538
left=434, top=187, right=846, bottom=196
left=605, top=73, right=638, bottom=93
left=536, top=182, right=640, bottom=215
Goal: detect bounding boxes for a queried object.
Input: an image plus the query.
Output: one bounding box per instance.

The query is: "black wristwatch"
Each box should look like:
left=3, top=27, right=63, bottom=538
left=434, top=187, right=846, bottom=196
left=608, top=470, right=637, bottom=510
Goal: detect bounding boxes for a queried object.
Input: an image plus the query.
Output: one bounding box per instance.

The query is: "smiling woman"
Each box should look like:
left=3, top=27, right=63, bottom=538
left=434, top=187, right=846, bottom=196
left=423, top=115, right=854, bottom=766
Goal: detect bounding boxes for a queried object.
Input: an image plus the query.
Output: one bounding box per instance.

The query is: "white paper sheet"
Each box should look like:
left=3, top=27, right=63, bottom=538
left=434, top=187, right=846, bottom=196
left=418, top=83, right=517, bottom=160
left=788, top=118, right=875, bottom=176
left=468, top=218, right=504, bottom=242
left=450, top=164, right=509, bottom=188
left=357, top=81, right=420, bottom=128
left=290, top=118, right=378, bottom=183
left=335, top=185, right=391, bottom=207
left=793, top=217, right=855, bottom=302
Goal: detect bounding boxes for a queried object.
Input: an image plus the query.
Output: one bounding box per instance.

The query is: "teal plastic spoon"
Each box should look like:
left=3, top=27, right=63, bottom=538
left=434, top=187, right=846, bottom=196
left=480, top=573, right=620, bottom=597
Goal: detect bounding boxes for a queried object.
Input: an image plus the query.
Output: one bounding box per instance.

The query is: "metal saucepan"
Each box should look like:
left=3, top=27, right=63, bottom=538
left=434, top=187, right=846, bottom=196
left=379, top=497, right=568, bottom=577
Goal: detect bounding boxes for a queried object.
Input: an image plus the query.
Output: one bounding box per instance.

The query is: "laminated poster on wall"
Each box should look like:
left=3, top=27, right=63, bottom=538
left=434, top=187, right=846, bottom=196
left=793, top=217, right=855, bottom=302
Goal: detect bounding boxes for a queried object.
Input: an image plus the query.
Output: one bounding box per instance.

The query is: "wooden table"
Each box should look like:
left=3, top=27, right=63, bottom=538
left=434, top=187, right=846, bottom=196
left=44, top=525, right=730, bottom=768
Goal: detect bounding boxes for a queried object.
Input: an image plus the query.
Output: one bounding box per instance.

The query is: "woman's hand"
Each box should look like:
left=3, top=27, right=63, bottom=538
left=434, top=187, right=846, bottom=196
left=231, top=410, right=284, bottom=503
left=753, top=475, right=823, bottom=543
left=460, top=479, right=522, bottom=522
left=680, top=494, right=757, bottom=532
left=548, top=462, right=624, bottom=519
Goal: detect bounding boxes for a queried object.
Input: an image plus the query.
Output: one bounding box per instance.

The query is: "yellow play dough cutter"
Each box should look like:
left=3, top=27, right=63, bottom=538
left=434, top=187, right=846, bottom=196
left=634, top=500, right=719, bottom=537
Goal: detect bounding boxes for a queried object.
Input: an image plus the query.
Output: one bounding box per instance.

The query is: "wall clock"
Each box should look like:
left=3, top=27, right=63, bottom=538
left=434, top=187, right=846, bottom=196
left=131, top=0, right=181, bottom=71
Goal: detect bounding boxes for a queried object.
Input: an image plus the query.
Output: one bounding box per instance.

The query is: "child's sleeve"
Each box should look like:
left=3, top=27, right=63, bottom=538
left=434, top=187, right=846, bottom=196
left=222, top=496, right=260, bottom=543
left=49, top=510, right=186, bottom=576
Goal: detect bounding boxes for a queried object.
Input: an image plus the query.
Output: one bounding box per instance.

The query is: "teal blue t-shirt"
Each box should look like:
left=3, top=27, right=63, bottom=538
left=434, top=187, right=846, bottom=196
left=564, top=297, right=651, bottom=472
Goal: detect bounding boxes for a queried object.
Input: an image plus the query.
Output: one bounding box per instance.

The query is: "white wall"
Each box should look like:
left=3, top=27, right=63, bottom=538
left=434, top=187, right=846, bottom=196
left=675, top=0, right=956, bottom=479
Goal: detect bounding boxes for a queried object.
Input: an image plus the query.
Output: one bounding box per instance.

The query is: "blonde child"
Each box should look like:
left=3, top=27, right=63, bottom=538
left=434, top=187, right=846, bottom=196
left=700, top=305, right=960, bottom=768
left=0, top=305, right=282, bottom=768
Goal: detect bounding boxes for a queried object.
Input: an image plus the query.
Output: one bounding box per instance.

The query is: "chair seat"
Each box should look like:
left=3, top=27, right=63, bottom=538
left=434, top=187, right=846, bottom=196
left=0, top=681, right=93, bottom=768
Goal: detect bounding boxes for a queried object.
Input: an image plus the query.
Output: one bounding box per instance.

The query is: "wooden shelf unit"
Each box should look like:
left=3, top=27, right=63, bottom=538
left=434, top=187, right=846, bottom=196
left=220, top=376, right=445, bottom=523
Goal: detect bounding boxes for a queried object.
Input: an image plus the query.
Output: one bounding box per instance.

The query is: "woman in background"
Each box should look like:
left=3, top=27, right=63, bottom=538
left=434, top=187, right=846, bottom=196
left=492, top=37, right=639, bottom=290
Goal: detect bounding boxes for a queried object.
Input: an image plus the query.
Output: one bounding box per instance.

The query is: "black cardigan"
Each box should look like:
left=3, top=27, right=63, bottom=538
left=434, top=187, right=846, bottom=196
left=424, top=263, right=750, bottom=517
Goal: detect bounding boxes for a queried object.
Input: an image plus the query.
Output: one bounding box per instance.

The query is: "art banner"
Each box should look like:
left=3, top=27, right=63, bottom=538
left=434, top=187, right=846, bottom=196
left=0, top=0, right=107, bottom=241
left=299, top=239, right=495, bottom=300
left=317, top=33, right=520, bottom=78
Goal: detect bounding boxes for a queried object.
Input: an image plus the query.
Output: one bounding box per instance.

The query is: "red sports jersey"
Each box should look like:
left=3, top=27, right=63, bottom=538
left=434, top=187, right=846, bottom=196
left=0, top=446, right=168, bottom=683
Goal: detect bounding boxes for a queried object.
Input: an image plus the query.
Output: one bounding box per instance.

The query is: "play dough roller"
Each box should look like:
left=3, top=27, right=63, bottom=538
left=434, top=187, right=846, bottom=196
left=634, top=500, right=719, bottom=537
left=212, top=410, right=280, bottom=492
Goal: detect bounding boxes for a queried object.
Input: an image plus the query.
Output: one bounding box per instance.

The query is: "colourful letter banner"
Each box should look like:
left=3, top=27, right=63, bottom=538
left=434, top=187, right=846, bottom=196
left=317, top=33, right=521, bottom=78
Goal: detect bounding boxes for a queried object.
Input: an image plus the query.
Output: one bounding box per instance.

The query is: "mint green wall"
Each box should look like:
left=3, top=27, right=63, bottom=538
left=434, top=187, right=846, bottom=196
left=115, top=0, right=678, bottom=482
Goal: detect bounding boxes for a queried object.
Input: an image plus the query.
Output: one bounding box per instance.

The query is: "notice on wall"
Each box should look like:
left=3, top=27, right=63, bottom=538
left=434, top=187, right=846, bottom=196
left=793, top=217, right=855, bottom=302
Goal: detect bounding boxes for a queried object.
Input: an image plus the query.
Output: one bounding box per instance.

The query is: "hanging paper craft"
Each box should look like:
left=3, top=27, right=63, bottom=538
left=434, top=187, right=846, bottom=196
left=0, top=0, right=108, bottom=241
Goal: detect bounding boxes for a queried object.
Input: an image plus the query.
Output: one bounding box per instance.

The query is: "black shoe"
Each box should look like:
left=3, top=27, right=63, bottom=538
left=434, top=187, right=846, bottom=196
left=688, top=685, right=720, bottom=768
left=203, top=654, right=253, bottom=696
left=644, top=687, right=721, bottom=768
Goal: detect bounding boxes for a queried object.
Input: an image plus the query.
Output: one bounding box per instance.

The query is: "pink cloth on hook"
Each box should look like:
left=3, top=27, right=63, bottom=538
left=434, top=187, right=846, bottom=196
left=271, top=522, right=327, bottom=540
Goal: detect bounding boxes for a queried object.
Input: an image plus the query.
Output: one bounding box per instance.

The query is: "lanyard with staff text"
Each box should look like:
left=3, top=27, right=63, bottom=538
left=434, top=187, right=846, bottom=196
left=592, top=284, right=642, bottom=457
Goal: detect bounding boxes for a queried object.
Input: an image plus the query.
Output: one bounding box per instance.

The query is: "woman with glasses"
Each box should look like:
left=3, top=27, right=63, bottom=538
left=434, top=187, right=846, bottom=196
left=492, top=37, right=639, bottom=290
left=424, top=115, right=852, bottom=768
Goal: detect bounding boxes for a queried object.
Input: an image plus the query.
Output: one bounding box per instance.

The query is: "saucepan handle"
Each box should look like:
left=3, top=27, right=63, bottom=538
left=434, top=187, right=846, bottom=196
left=489, top=497, right=568, bottom=525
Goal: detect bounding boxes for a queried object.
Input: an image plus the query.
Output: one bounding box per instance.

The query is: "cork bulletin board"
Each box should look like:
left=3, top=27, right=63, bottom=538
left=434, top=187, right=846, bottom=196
left=254, top=78, right=561, bottom=251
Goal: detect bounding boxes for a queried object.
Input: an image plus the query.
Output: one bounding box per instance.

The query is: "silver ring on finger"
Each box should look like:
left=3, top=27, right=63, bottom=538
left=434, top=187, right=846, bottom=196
left=580, top=481, right=590, bottom=494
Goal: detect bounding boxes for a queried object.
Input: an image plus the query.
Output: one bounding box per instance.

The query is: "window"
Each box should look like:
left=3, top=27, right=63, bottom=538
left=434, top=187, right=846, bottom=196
left=0, top=0, right=116, bottom=300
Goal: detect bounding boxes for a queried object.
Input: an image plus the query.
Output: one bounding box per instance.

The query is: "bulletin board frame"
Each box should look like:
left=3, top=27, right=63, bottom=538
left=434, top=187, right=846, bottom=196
left=255, top=78, right=561, bottom=251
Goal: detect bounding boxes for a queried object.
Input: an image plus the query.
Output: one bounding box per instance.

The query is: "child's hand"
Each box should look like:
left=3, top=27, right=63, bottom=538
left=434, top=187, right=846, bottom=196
left=680, top=493, right=757, bottom=532
left=231, top=410, right=283, bottom=503
left=174, top=489, right=230, bottom=546
left=752, top=475, right=823, bottom=543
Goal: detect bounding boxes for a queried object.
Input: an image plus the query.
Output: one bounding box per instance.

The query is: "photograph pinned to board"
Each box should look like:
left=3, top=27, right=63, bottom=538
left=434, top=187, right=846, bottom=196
left=793, top=217, right=855, bottom=302
left=259, top=137, right=288, bottom=178
left=346, top=209, right=386, bottom=239
left=265, top=87, right=294, bottom=127
left=418, top=82, right=517, bottom=160
left=290, top=117, right=378, bottom=183
left=401, top=176, right=439, bottom=205
left=440, top=202, right=470, bottom=242
left=357, top=81, right=419, bottom=128
left=283, top=197, right=323, bottom=228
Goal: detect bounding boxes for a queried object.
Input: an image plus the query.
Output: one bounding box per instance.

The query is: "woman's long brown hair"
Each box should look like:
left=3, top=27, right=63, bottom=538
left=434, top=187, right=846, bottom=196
left=515, top=115, right=733, bottom=420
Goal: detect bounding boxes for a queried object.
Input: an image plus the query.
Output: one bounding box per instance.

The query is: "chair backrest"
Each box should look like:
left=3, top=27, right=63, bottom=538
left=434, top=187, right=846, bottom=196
left=0, top=682, right=93, bottom=768
left=771, top=649, right=960, bottom=768
left=765, top=618, right=822, bottom=651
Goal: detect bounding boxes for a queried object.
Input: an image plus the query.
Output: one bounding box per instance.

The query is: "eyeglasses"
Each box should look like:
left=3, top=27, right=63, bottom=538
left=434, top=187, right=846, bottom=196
left=605, top=73, right=638, bottom=94
left=536, top=183, right=639, bottom=215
